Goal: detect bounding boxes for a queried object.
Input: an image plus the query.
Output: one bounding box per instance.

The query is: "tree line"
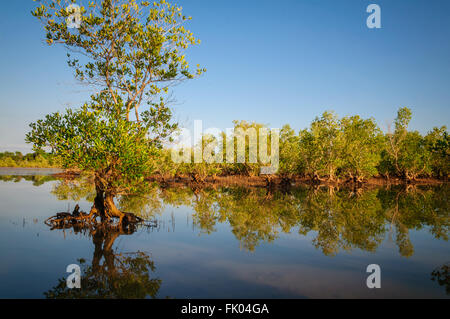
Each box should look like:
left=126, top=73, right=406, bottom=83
left=3, top=106, right=448, bottom=183
left=0, top=151, right=61, bottom=168
left=152, top=107, right=449, bottom=183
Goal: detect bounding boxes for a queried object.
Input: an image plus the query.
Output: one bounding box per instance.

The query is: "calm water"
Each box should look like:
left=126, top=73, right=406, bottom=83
left=0, top=169, right=448, bottom=298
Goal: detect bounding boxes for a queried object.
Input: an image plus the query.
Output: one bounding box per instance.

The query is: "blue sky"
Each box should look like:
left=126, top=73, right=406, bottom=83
left=0, top=0, right=449, bottom=152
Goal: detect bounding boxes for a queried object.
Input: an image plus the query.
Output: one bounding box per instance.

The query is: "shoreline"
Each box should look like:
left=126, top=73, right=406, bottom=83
left=146, top=174, right=447, bottom=188
left=1, top=167, right=446, bottom=188
left=51, top=170, right=447, bottom=189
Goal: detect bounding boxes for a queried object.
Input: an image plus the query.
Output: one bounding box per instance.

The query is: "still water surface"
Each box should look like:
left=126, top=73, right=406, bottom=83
left=0, top=169, right=448, bottom=298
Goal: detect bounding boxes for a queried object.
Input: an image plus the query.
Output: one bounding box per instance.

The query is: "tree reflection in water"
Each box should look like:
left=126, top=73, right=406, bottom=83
left=49, top=179, right=449, bottom=256
left=431, top=263, right=449, bottom=295
left=43, top=179, right=448, bottom=296
left=45, top=221, right=161, bottom=299
left=158, top=185, right=448, bottom=256
left=0, top=174, right=56, bottom=186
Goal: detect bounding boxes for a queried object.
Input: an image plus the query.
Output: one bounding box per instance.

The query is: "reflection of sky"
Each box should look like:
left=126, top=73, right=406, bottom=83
left=0, top=177, right=448, bottom=298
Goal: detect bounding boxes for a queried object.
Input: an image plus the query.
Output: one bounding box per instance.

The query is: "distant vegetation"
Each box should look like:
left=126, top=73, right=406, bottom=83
left=0, top=151, right=61, bottom=168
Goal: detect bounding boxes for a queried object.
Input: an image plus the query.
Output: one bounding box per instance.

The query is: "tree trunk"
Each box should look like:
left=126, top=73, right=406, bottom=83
left=92, top=183, right=107, bottom=220
left=88, top=176, right=143, bottom=225
left=90, top=177, right=125, bottom=223
left=104, top=193, right=125, bottom=222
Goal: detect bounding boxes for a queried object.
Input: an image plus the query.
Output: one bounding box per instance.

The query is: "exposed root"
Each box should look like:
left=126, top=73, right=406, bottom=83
left=189, top=173, right=206, bottom=185
left=44, top=204, right=143, bottom=229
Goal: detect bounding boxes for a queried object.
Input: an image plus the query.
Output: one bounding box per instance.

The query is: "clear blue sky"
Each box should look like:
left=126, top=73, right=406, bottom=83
left=0, top=0, right=449, bottom=152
